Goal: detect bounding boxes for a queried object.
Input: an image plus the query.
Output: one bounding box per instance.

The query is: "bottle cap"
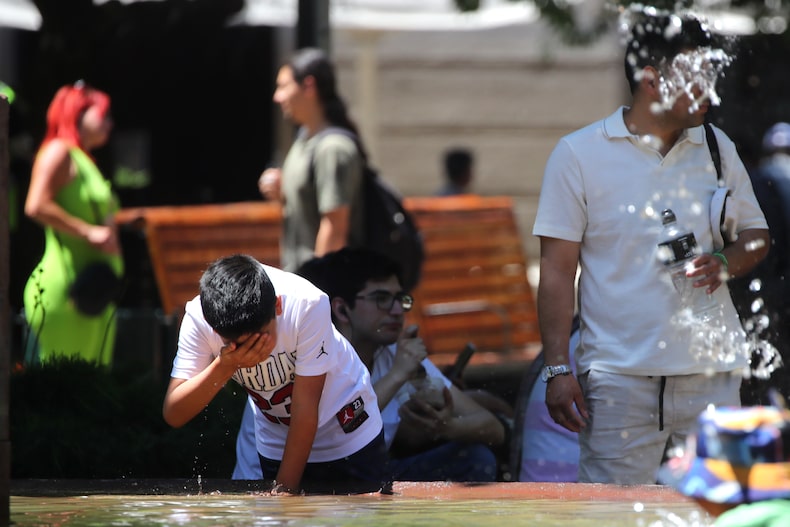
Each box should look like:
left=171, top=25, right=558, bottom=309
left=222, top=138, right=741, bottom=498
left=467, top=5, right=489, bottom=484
left=661, top=209, right=677, bottom=226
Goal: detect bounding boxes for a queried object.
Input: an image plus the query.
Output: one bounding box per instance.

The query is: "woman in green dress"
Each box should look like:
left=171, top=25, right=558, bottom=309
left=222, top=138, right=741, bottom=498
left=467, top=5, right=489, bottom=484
left=23, top=82, right=123, bottom=366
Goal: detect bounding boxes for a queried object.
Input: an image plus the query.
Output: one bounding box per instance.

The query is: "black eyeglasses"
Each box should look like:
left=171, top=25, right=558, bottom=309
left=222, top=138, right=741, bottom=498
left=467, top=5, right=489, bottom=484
left=355, top=291, right=414, bottom=312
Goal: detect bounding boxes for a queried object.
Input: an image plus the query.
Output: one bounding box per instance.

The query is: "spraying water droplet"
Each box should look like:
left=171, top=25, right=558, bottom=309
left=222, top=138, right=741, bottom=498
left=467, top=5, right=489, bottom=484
left=751, top=298, right=764, bottom=313
left=745, top=238, right=766, bottom=252
left=639, top=133, right=664, bottom=150
left=657, top=48, right=732, bottom=114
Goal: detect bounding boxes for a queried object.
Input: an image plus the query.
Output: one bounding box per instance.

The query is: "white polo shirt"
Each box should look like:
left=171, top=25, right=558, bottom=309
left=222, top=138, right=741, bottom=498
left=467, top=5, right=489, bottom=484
left=171, top=263, right=382, bottom=462
left=533, top=107, right=767, bottom=376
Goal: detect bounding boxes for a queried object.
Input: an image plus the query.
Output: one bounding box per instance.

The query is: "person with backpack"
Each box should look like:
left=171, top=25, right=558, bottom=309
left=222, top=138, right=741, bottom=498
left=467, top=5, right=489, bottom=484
left=258, top=47, right=423, bottom=291
left=257, top=47, right=365, bottom=273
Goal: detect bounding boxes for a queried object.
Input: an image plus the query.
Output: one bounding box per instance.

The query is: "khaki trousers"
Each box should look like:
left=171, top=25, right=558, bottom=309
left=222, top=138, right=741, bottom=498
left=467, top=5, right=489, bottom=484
left=577, top=369, right=741, bottom=484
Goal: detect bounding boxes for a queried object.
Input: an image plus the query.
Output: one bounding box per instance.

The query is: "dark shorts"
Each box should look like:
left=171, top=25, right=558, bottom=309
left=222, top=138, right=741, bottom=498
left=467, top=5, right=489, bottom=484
left=260, top=430, right=391, bottom=494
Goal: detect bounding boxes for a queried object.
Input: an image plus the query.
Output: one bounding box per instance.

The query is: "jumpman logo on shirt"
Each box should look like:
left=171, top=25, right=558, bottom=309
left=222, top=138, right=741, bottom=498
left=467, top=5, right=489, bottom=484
left=340, top=407, right=354, bottom=424
left=317, top=343, right=328, bottom=358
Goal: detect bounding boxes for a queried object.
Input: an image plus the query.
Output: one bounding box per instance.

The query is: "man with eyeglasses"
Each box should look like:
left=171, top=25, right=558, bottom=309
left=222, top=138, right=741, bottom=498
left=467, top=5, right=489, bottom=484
left=232, top=248, right=504, bottom=481
left=294, top=247, right=505, bottom=482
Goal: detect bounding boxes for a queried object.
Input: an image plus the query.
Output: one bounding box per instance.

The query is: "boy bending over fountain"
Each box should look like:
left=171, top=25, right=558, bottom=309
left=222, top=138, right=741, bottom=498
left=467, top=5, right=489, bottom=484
left=162, top=254, right=389, bottom=494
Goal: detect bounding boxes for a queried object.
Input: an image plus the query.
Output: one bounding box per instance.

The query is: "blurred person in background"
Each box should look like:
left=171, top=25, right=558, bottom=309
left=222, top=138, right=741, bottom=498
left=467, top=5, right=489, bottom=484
left=435, top=147, right=474, bottom=196
left=23, top=82, right=123, bottom=367
left=258, top=47, right=365, bottom=272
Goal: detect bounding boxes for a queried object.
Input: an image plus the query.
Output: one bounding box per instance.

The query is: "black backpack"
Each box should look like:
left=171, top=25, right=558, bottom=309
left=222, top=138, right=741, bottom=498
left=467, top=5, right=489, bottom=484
left=311, top=128, right=425, bottom=290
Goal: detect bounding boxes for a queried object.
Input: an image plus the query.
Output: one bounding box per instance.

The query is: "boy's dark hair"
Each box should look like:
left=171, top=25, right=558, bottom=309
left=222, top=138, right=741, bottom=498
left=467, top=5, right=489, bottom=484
left=624, top=14, right=712, bottom=94
left=199, top=254, right=277, bottom=340
left=444, top=147, right=473, bottom=185
left=296, top=248, right=404, bottom=313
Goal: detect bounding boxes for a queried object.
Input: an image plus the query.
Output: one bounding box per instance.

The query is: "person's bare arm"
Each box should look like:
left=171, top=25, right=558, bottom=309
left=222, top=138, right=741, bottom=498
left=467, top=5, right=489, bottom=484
left=314, top=206, right=350, bottom=257
left=538, top=236, right=588, bottom=432
left=162, top=332, right=273, bottom=428
left=25, top=140, right=118, bottom=254
left=443, top=386, right=505, bottom=446
left=395, top=384, right=505, bottom=451
left=274, top=373, right=326, bottom=493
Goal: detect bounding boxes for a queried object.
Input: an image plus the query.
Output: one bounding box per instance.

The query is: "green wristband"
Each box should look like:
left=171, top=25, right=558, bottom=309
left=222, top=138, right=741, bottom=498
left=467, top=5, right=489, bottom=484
left=713, top=251, right=729, bottom=269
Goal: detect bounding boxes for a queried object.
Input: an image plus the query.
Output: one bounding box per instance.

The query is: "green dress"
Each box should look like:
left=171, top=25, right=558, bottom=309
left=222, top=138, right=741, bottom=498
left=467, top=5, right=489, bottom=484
left=23, top=147, right=124, bottom=366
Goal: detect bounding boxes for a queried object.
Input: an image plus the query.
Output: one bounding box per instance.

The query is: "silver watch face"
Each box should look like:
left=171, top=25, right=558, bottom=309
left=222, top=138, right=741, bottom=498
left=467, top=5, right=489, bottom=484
left=542, top=364, right=571, bottom=382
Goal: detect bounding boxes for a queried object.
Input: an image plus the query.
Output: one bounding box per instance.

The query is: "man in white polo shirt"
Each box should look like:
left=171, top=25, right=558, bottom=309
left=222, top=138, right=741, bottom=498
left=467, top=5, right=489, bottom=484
left=532, top=12, right=769, bottom=484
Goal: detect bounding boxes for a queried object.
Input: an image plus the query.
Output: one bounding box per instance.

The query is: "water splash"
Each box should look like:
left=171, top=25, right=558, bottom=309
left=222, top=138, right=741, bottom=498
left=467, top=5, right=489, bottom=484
left=670, top=308, right=747, bottom=371
left=618, top=5, right=734, bottom=116
left=655, top=47, right=732, bottom=114
left=669, top=294, right=783, bottom=382
left=641, top=508, right=712, bottom=527
left=745, top=238, right=767, bottom=252
left=742, top=314, right=784, bottom=380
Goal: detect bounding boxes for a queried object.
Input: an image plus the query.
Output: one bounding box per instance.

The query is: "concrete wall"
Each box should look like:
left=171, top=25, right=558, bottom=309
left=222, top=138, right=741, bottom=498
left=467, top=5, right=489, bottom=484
left=330, top=21, right=628, bottom=273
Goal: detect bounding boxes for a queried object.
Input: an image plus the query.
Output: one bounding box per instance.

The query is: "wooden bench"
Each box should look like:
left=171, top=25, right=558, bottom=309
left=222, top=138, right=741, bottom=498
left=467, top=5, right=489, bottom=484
left=403, top=195, right=541, bottom=367
left=115, top=202, right=283, bottom=316
left=115, top=196, right=541, bottom=367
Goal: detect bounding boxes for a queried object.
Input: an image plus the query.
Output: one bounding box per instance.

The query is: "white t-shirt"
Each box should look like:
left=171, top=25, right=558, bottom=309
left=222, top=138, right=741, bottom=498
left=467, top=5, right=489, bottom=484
left=370, top=344, right=452, bottom=449
left=171, top=263, right=382, bottom=462
left=533, top=107, right=767, bottom=376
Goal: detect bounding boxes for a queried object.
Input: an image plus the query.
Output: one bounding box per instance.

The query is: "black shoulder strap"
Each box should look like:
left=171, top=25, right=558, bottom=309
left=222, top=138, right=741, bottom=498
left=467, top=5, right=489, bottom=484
left=704, top=123, right=723, bottom=185
left=705, top=122, right=733, bottom=247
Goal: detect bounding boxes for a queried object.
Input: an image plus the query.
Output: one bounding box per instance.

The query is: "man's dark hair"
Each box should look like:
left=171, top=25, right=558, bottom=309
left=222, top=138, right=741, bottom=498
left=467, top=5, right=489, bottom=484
left=296, top=248, right=404, bottom=314
left=443, top=147, right=473, bottom=185
left=199, top=254, right=277, bottom=340
left=288, top=47, right=368, bottom=160
left=624, top=14, right=712, bottom=94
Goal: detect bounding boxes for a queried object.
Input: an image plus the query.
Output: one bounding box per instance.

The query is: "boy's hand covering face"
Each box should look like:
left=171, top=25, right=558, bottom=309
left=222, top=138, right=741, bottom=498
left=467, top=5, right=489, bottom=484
left=220, top=331, right=275, bottom=369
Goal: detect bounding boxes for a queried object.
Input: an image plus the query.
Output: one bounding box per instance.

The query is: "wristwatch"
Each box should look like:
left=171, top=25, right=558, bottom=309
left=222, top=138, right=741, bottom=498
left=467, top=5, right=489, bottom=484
left=541, top=364, right=572, bottom=382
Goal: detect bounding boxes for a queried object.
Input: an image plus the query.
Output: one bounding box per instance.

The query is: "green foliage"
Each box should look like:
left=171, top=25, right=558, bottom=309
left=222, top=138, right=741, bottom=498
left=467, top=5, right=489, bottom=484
left=457, top=0, right=790, bottom=45
left=10, top=357, right=247, bottom=479
left=535, top=0, right=611, bottom=45
left=455, top=0, right=482, bottom=12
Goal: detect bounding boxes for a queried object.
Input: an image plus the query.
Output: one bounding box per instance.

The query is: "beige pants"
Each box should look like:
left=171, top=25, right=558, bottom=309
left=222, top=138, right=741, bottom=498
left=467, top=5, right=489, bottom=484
left=577, top=369, right=741, bottom=484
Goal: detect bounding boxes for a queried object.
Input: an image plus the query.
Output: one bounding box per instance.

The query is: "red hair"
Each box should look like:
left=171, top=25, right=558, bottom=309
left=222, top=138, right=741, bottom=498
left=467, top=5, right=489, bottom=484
left=41, top=83, right=111, bottom=150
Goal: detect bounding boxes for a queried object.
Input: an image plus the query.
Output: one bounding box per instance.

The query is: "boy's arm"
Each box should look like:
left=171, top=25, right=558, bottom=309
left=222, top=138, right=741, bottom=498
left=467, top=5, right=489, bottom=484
left=163, top=332, right=274, bottom=428
left=274, top=373, right=326, bottom=492
left=162, top=359, right=237, bottom=428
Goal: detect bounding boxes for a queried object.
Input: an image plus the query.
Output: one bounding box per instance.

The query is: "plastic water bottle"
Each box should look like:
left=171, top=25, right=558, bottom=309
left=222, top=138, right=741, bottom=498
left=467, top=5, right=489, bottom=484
left=657, top=209, right=718, bottom=321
